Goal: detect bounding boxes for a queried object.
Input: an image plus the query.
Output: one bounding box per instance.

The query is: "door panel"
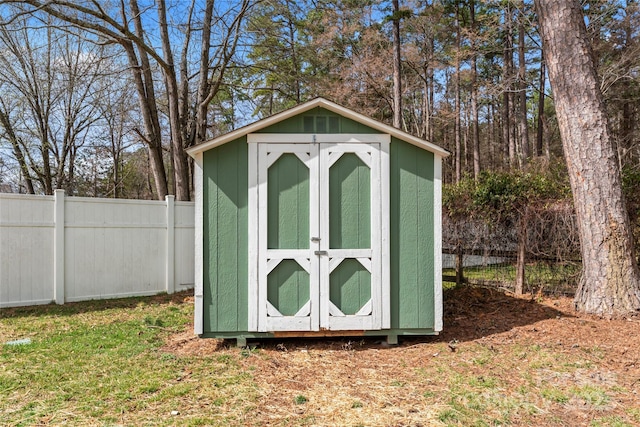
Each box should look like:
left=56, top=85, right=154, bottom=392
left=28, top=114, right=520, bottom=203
left=320, top=143, right=381, bottom=331
left=328, top=153, right=371, bottom=249
left=267, top=153, right=310, bottom=249
left=329, top=258, right=371, bottom=315
left=267, top=259, right=310, bottom=316
left=258, top=144, right=319, bottom=332
left=254, top=139, right=385, bottom=332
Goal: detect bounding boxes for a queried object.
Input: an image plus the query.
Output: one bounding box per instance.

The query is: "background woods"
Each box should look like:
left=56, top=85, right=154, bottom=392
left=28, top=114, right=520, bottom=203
left=1, top=0, right=639, bottom=196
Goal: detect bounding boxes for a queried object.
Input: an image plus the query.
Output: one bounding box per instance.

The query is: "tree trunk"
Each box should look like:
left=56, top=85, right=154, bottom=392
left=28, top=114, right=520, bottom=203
left=454, top=4, right=462, bottom=182
left=284, top=0, right=301, bottom=104
left=456, top=240, right=464, bottom=286
left=392, top=0, right=402, bottom=129
left=517, top=4, right=530, bottom=163
left=157, top=0, right=190, bottom=201
left=41, top=25, right=54, bottom=195
left=515, top=212, right=527, bottom=296
left=489, top=102, right=496, bottom=168
left=124, top=1, right=168, bottom=200
left=428, top=42, right=435, bottom=142
left=0, top=109, right=35, bottom=193
left=534, top=0, right=640, bottom=317
left=536, top=57, right=546, bottom=157
left=470, top=0, right=481, bottom=179
left=121, top=40, right=168, bottom=201
left=195, top=0, right=214, bottom=147
left=423, top=72, right=430, bottom=140
left=503, top=6, right=515, bottom=168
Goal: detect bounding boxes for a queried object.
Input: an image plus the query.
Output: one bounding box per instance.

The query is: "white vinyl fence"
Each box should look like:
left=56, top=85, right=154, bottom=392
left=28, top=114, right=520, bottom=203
left=0, top=191, right=195, bottom=308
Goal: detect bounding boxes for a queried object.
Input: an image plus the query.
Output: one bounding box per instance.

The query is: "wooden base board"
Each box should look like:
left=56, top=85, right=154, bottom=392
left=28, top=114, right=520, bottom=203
left=272, top=330, right=366, bottom=338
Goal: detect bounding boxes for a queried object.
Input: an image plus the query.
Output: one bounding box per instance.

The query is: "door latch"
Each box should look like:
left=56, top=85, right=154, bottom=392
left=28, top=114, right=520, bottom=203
left=310, top=236, right=321, bottom=242
left=314, top=250, right=328, bottom=256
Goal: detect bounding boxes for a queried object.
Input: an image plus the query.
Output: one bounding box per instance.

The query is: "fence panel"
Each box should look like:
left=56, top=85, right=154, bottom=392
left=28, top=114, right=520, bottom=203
left=0, top=192, right=195, bottom=308
left=175, top=202, right=196, bottom=288
left=0, top=194, right=55, bottom=307
left=64, top=197, right=169, bottom=302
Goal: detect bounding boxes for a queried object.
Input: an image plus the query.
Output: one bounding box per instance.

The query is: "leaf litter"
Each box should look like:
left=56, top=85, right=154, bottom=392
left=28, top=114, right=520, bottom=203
left=160, top=286, right=640, bottom=426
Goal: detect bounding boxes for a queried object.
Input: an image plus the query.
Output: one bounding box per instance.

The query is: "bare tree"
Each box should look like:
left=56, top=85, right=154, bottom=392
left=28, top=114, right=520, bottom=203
left=469, top=0, right=481, bottom=179
left=535, top=0, right=640, bottom=316
left=0, top=97, right=34, bottom=193
left=0, top=15, right=105, bottom=195
left=305, top=1, right=392, bottom=121
left=503, top=4, right=517, bottom=169
left=1, top=0, right=251, bottom=201
left=93, top=66, right=139, bottom=198
left=392, top=0, right=403, bottom=129
left=535, top=55, right=546, bottom=158
left=454, top=2, right=462, bottom=183
left=517, top=0, right=530, bottom=163
left=403, top=0, right=445, bottom=142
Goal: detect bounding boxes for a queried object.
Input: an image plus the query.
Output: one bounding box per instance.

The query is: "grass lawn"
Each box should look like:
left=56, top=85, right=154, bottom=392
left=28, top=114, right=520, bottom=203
left=1, top=294, right=256, bottom=426
left=2, top=288, right=639, bottom=426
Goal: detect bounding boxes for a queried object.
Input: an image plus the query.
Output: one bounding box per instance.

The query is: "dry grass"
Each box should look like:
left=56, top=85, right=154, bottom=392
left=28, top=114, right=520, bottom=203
left=2, top=287, right=640, bottom=426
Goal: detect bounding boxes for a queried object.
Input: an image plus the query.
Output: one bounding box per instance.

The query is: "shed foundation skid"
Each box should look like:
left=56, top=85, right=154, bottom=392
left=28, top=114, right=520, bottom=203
left=201, top=330, right=440, bottom=347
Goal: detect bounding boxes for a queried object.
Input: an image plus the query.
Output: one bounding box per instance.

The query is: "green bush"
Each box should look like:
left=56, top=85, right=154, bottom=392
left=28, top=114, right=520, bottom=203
left=443, top=168, right=571, bottom=222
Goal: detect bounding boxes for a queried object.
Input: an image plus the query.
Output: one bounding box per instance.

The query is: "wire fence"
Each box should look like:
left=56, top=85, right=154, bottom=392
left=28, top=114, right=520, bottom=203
left=443, top=202, right=582, bottom=296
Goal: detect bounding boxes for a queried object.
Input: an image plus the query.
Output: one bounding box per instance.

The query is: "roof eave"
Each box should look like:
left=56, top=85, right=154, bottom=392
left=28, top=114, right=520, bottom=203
left=186, top=98, right=450, bottom=158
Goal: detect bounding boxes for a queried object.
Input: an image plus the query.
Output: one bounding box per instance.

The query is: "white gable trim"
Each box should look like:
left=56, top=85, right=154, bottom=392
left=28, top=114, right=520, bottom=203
left=186, top=98, right=450, bottom=158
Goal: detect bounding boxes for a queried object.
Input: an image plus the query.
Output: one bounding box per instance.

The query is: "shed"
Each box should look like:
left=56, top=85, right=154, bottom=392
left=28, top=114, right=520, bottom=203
left=187, top=98, right=450, bottom=346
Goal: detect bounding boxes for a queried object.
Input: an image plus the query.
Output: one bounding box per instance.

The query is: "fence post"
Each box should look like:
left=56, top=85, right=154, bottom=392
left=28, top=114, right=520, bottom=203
left=166, top=195, right=175, bottom=295
left=54, top=189, right=65, bottom=304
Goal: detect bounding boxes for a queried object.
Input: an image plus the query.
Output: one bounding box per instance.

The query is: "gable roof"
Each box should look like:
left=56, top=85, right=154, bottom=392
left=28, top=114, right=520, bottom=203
left=186, top=98, right=450, bottom=158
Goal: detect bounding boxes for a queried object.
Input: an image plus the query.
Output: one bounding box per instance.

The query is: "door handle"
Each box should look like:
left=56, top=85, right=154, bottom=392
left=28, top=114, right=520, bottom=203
left=310, top=237, right=321, bottom=242
left=314, top=250, right=328, bottom=256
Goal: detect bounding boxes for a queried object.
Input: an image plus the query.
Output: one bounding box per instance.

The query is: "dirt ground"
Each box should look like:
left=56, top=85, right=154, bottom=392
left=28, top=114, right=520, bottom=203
left=164, top=286, right=640, bottom=426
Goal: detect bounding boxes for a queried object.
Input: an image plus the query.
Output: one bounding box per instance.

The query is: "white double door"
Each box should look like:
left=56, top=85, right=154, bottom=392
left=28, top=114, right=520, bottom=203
left=249, top=135, right=389, bottom=332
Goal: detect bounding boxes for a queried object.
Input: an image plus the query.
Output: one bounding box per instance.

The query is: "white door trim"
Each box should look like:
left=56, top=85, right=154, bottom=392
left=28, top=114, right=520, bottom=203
left=248, top=134, right=390, bottom=333
left=256, top=143, right=319, bottom=332
left=319, top=142, right=383, bottom=331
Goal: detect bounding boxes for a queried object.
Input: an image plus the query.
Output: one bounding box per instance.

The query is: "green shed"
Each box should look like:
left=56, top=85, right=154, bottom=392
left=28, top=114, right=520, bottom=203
left=187, top=98, right=449, bottom=346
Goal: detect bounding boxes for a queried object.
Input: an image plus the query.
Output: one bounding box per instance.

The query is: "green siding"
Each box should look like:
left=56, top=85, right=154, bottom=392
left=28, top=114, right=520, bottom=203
left=329, top=259, right=371, bottom=315
left=390, top=138, right=435, bottom=330
left=257, top=107, right=381, bottom=134
left=200, top=110, right=439, bottom=336
left=329, top=154, right=371, bottom=249
left=267, top=260, right=310, bottom=316
left=267, top=154, right=309, bottom=249
left=203, top=137, right=248, bottom=333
